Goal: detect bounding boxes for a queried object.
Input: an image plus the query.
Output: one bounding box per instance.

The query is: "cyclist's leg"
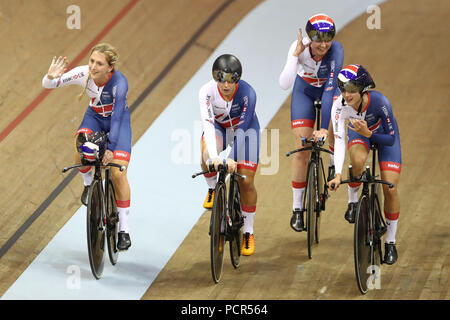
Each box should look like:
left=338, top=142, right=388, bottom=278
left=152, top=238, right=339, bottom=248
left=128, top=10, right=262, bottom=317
left=290, top=78, right=316, bottom=213
left=327, top=119, right=336, bottom=180
left=74, top=110, right=102, bottom=204
left=200, top=125, right=225, bottom=208
left=346, top=133, right=370, bottom=222
left=326, top=93, right=340, bottom=180
left=107, top=111, right=132, bottom=249
left=232, top=118, right=260, bottom=255
left=378, top=136, right=402, bottom=264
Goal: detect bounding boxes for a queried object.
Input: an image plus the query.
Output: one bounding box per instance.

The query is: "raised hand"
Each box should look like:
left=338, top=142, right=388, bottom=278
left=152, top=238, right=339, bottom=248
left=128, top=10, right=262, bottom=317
left=293, top=28, right=308, bottom=57
left=47, top=56, right=68, bottom=80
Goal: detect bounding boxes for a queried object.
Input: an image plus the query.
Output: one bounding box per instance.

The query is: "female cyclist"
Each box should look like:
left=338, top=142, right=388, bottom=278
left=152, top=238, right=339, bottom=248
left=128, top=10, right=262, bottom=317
left=279, top=13, right=343, bottom=232
left=327, top=64, right=401, bottom=264
left=42, top=43, right=132, bottom=251
left=199, top=54, right=260, bottom=256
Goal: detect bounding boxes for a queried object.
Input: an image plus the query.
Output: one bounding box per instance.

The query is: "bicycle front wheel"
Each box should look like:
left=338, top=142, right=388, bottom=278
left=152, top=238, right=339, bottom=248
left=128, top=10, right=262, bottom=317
left=106, top=174, right=119, bottom=266
left=354, top=194, right=372, bottom=294
left=86, top=179, right=106, bottom=279
left=229, top=177, right=243, bottom=269
left=210, top=182, right=226, bottom=283
left=306, top=161, right=317, bottom=259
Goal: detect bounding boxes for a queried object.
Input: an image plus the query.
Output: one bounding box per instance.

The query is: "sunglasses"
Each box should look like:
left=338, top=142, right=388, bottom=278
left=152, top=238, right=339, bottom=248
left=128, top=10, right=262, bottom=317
left=337, top=79, right=361, bottom=93
left=213, top=70, right=240, bottom=83
left=308, top=29, right=335, bottom=42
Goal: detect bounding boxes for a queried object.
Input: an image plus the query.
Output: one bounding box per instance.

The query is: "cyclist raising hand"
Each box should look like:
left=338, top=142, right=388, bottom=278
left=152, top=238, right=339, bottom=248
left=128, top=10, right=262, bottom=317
left=279, top=13, right=343, bottom=232
left=42, top=43, right=133, bottom=251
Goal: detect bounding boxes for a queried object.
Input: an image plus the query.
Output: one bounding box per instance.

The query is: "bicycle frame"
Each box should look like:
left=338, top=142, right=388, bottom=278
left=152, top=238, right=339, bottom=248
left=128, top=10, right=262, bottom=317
left=193, top=164, right=246, bottom=239
left=62, top=160, right=125, bottom=279
left=286, top=99, right=333, bottom=257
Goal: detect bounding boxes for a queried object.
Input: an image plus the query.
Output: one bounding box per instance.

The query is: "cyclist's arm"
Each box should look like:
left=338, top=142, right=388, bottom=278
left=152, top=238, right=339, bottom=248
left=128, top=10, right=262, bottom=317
left=236, top=86, right=256, bottom=132
left=199, top=83, right=219, bottom=159
left=231, top=86, right=257, bottom=158
left=370, top=99, right=396, bottom=146
left=108, top=77, right=128, bottom=152
left=42, top=65, right=88, bottom=89
left=320, top=42, right=344, bottom=130
left=331, top=101, right=347, bottom=175
left=279, top=40, right=302, bottom=90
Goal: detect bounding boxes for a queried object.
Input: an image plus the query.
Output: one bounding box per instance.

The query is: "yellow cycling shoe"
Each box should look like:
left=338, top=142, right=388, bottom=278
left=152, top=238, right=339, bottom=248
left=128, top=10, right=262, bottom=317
left=241, top=232, right=255, bottom=256
left=203, top=188, right=215, bottom=209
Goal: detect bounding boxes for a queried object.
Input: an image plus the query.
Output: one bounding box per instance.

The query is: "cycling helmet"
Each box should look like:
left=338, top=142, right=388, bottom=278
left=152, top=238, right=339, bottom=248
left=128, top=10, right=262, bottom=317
left=212, top=54, right=242, bottom=83
left=306, top=13, right=336, bottom=42
left=76, top=131, right=108, bottom=163
left=337, top=64, right=376, bottom=94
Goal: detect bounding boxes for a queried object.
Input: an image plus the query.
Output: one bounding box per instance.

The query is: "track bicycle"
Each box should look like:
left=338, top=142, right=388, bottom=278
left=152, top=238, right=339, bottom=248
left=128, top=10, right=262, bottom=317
left=192, top=163, right=246, bottom=283
left=337, top=143, right=394, bottom=294
left=62, top=132, right=125, bottom=280
left=286, top=99, right=333, bottom=259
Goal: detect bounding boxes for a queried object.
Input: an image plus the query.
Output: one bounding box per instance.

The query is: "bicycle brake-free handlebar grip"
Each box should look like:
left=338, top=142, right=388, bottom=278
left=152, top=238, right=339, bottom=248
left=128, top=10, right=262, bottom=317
left=349, top=165, right=354, bottom=181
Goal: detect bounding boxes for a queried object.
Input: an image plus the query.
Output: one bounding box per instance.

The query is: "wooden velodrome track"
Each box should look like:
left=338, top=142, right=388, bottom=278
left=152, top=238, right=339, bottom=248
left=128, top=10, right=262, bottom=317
left=0, top=0, right=448, bottom=300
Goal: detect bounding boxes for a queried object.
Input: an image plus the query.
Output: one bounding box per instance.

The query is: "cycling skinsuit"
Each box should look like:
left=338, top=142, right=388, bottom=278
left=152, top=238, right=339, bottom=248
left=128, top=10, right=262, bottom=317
left=199, top=79, right=260, bottom=172
left=331, top=90, right=402, bottom=176
left=42, top=65, right=132, bottom=162
left=279, top=38, right=344, bottom=130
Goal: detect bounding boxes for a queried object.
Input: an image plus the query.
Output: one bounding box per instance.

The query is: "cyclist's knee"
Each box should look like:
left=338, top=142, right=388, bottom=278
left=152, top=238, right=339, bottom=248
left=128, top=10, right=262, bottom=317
left=111, top=164, right=128, bottom=183
left=350, top=155, right=366, bottom=173
left=292, top=150, right=309, bottom=164
left=382, top=183, right=398, bottom=201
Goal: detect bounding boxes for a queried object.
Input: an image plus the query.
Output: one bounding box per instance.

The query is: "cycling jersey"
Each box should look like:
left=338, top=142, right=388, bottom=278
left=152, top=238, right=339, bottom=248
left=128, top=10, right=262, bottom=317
left=199, top=79, right=260, bottom=171
left=42, top=65, right=132, bottom=161
left=279, top=38, right=344, bottom=130
left=331, top=91, right=402, bottom=175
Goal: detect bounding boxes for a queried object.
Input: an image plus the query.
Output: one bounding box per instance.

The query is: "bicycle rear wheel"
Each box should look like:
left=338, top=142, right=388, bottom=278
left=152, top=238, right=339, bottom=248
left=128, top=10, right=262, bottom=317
left=315, top=157, right=326, bottom=244
left=106, top=173, right=119, bottom=265
left=306, top=162, right=317, bottom=259
left=354, top=194, right=372, bottom=294
left=210, top=182, right=226, bottom=283
left=229, top=177, right=243, bottom=269
left=86, top=179, right=105, bottom=279
left=372, top=193, right=384, bottom=267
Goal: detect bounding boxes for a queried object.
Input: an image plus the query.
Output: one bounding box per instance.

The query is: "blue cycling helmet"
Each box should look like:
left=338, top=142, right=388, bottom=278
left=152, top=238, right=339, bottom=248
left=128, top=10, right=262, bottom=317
left=337, top=64, right=376, bottom=94
left=305, top=13, right=336, bottom=42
